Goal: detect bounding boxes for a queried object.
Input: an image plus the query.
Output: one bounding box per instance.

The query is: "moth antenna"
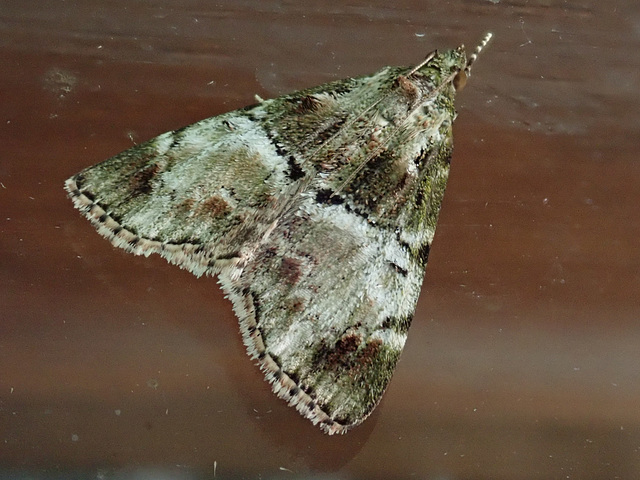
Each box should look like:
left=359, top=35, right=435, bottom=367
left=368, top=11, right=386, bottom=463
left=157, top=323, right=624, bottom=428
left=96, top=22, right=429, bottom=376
left=406, top=51, right=437, bottom=77
left=464, top=32, right=493, bottom=77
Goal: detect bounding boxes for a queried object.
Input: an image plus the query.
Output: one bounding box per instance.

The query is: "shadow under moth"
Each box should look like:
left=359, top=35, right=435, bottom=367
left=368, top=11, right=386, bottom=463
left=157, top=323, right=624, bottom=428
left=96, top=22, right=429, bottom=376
left=65, top=33, right=492, bottom=434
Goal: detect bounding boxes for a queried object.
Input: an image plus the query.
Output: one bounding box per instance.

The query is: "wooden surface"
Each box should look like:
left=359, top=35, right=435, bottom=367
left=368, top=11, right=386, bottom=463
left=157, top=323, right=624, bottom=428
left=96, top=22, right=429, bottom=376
left=2, top=1, right=640, bottom=478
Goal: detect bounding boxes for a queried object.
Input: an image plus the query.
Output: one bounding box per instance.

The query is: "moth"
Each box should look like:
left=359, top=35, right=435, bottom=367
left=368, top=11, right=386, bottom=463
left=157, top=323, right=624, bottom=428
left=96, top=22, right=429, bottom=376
left=65, top=33, right=492, bottom=434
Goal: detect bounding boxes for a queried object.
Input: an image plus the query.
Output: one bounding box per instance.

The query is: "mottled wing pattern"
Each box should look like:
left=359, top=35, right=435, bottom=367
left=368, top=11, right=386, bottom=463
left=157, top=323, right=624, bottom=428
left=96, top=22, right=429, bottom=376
left=66, top=35, right=491, bottom=433
left=65, top=73, right=396, bottom=277
left=65, top=112, right=288, bottom=277
left=220, top=177, right=440, bottom=433
left=221, top=58, right=460, bottom=431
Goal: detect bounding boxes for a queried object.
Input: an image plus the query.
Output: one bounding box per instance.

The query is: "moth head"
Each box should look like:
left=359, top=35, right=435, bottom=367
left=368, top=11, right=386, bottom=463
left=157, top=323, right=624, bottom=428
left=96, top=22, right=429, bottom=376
left=405, top=32, right=493, bottom=93
left=455, top=32, right=493, bottom=91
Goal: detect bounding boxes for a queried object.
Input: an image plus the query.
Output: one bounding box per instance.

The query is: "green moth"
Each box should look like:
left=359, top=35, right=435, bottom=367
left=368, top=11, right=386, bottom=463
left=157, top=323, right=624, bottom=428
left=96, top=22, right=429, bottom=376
left=66, top=33, right=492, bottom=434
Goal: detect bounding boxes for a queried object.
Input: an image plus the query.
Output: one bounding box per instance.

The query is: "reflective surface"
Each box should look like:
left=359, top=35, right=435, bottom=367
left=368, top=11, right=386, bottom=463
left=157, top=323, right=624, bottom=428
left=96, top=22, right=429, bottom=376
left=2, top=1, right=640, bottom=478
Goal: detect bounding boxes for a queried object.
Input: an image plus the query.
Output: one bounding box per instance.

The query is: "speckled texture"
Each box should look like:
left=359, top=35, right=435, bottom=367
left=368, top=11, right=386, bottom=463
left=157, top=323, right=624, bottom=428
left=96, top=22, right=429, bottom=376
left=64, top=37, right=490, bottom=434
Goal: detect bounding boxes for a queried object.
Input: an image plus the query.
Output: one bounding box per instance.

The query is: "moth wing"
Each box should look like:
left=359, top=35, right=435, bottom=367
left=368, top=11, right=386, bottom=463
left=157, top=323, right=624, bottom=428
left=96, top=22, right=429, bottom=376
left=65, top=69, right=430, bottom=434
left=65, top=74, right=376, bottom=278
left=65, top=110, right=303, bottom=277
left=220, top=194, right=424, bottom=434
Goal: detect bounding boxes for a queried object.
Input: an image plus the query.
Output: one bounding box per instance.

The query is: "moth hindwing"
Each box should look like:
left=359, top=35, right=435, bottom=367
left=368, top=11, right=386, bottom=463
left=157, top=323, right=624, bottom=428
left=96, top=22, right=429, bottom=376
left=65, top=33, right=492, bottom=435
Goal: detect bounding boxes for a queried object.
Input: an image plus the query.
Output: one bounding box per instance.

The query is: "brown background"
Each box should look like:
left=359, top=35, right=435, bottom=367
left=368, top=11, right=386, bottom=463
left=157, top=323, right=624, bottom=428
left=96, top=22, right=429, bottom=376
left=2, top=1, right=640, bottom=479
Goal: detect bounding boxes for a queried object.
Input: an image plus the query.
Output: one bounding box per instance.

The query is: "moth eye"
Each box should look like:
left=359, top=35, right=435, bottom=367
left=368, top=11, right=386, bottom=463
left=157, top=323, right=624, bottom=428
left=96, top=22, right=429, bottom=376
left=453, top=70, right=468, bottom=91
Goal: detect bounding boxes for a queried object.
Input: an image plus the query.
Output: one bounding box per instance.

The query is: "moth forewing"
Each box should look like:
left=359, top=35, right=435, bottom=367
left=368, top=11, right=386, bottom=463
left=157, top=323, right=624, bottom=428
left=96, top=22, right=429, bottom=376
left=65, top=33, right=492, bottom=434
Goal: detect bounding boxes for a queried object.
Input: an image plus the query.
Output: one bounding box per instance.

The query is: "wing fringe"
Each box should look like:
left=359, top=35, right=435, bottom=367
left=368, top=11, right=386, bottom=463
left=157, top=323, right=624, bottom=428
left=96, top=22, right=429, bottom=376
left=65, top=175, right=369, bottom=435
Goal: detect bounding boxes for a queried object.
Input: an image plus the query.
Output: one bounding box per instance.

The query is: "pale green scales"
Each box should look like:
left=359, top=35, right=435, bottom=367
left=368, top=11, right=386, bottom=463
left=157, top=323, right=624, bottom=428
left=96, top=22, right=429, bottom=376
left=65, top=33, right=492, bottom=434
